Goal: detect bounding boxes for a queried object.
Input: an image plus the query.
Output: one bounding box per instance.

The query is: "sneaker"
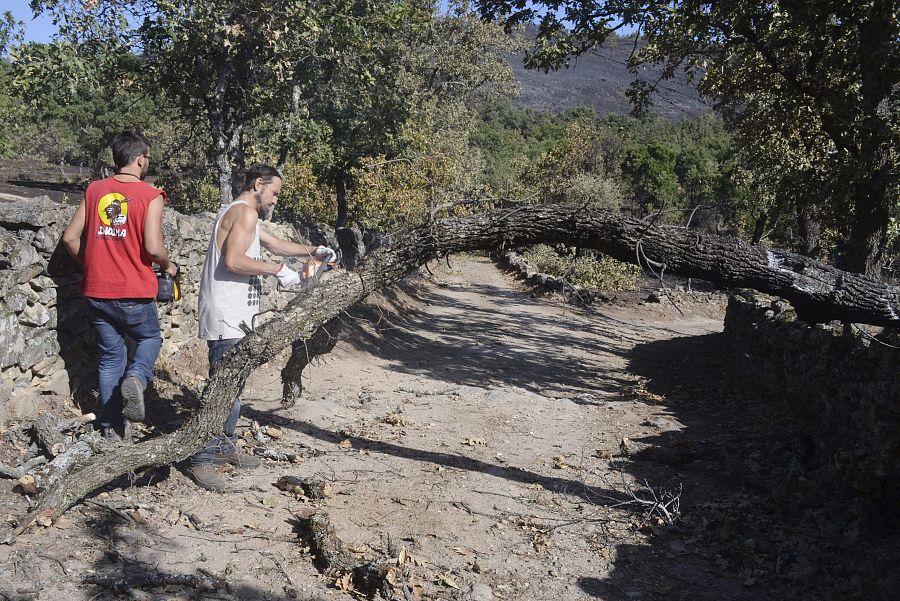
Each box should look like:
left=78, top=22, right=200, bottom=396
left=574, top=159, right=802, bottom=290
left=211, top=447, right=262, bottom=469
left=188, top=464, right=227, bottom=492
left=121, top=376, right=145, bottom=422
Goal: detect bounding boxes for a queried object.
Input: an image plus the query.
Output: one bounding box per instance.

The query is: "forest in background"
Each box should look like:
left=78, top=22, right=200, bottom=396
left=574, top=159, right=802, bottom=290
left=0, top=1, right=896, bottom=285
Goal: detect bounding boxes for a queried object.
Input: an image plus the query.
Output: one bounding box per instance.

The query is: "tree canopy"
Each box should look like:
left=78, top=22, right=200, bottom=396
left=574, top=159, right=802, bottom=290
left=476, top=0, right=900, bottom=276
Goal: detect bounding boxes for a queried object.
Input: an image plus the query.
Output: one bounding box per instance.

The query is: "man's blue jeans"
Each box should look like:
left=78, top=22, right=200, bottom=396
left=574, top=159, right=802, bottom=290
left=191, top=338, right=242, bottom=465
left=87, top=298, right=161, bottom=428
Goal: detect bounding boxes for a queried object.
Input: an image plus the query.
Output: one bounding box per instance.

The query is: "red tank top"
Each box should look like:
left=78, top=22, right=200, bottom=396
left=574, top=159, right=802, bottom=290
left=80, top=177, right=167, bottom=299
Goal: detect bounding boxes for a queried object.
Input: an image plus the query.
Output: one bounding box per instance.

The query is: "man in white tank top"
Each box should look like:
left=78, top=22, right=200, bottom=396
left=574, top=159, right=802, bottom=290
left=191, top=164, right=336, bottom=491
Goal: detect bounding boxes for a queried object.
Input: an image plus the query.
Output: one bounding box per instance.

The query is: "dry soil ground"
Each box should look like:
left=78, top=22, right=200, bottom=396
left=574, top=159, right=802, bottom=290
left=0, top=255, right=895, bottom=601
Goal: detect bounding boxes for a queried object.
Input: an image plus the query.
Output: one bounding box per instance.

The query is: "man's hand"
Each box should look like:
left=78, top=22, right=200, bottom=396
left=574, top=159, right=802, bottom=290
left=164, top=261, right=179, bottom=277
left=276, top=264, right=301, bottom=288
left=314, top=245, right=338, bottom=264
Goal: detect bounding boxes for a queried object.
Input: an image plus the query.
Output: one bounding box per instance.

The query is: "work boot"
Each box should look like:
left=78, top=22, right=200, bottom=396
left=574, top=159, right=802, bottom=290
left=211, top=446, right=262, bottom=469
left=120, top=376, right=145, bottom=422
left=188, top=464, right=227, bottom=492
left=101, top=420, right=132, bottom=444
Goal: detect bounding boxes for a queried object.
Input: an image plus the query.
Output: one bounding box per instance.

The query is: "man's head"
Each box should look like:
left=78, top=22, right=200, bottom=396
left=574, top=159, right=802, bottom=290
left=111, top=130, right=152, bottom=179
left=241, top=164, right=283, bottom=219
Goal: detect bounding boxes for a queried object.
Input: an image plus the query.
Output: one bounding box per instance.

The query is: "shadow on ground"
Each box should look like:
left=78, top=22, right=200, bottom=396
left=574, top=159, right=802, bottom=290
left=342, top=278, right=697, bottom=399
left=583, top=332, right=900, bottom=601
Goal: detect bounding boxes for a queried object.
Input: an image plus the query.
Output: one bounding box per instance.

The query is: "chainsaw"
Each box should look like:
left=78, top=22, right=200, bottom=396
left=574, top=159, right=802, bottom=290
left=153, top=262, right=181, bottom=302
left=280, top=247, right=342, bottom=292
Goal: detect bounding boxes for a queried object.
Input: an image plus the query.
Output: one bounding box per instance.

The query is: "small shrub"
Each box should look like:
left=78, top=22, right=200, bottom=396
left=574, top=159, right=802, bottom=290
left=522, top=244, right=641, bottom=291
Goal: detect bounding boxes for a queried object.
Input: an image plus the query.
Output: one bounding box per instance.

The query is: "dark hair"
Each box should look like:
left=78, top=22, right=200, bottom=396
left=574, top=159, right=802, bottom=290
left=111, top=130, right=151, bottom=170
left=241, top=164, right=282, bottom=191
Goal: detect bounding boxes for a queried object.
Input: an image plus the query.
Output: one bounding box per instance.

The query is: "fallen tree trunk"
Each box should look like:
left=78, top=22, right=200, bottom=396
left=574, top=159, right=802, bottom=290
left=5, top=204, right=898, bottom=541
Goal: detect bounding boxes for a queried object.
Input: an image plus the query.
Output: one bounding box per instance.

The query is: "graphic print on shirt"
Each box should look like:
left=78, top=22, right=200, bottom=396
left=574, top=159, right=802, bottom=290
left=97, top=193, right=129, bottom=239
left=248, top=258, right=262, bottom=307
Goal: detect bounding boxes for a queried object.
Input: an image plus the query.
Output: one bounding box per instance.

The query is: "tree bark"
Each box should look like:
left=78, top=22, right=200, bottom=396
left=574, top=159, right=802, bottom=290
left=841, top=0, right=898, bottom=277
left=207, top=55, right=244, bottom=206
left=281, top=319, right=343, bottom=408
left=335, top=170, right=348, bottom=228
left=794, top=200, right=821, bottom=259
left=5, top=204, right=898, bottom=541
left=751, top=212, right=767, bottom=245
left=842, top=160, right=891, bottom=276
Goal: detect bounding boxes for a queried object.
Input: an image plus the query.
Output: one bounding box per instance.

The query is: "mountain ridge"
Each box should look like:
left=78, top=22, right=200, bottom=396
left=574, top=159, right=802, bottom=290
left=509, top=37, right=712, bottom=120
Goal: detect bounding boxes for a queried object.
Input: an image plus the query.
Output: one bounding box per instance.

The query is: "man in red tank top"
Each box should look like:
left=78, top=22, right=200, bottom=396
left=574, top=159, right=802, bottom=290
left=63, top=131, right=178, bottom=441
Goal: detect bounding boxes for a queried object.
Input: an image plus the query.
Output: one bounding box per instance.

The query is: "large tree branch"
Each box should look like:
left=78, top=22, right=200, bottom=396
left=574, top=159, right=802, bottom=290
left=5, top=204, right=897, bottom=542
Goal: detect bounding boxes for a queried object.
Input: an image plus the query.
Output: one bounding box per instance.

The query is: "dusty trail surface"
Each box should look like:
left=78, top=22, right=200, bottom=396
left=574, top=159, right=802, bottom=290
left=1, top=255, right=881, bottom=600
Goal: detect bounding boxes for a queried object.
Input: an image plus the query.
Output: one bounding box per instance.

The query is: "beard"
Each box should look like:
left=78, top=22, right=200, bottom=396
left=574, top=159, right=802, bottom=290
left=139, top=161, right=149, bottom=180
left=255, top=192, right=274, bottom=220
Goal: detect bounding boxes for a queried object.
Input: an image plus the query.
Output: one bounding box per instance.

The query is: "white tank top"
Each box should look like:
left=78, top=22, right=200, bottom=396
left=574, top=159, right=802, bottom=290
left=197, top=200, right=262, bottom=340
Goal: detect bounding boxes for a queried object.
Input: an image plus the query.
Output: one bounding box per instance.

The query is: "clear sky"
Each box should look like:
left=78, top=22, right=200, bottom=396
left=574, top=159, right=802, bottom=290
left=5, top=0, right=57, bottom=43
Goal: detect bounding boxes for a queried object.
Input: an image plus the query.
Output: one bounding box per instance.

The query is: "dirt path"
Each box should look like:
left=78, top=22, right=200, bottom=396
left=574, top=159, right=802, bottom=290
left=1, top=255, right=880, bottom=600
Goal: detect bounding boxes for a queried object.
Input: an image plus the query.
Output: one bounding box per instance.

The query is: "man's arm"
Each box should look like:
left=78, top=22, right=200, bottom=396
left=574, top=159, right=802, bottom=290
left=62, top=199, right=87, bottom=263
left=221, top=205, right=284, bottom=276
left=143, top=195, right=177, bottom=276
left=259, top=228, right=320, bottom=258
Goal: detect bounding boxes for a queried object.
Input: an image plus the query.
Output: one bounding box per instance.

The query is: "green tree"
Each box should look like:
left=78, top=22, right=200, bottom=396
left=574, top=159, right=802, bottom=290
left=279, top=0, right=434, bottom=226
left=10, top=39, right=173, bottom=169
left=29, top=0, right=519, bottom=227
left=477, top=0, right=900, bottom=275
left=0, top=12, right=23, bottom=157
left=622, top=141, right=679, bottom=213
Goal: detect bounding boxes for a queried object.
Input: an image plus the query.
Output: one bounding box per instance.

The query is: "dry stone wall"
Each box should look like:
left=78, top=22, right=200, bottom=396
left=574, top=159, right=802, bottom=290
left=723, top=291, right=900, bottom=513
left=0, top=195, right=326, bottom=423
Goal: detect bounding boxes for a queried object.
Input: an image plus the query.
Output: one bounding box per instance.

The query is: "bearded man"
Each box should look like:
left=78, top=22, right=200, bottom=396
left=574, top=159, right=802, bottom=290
left=192, top=164, right=336, bottom=491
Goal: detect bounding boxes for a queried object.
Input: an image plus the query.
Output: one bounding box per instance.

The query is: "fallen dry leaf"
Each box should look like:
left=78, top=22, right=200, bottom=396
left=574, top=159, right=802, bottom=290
left=127, top=509, right=147, bottom=525
left=337, top=572, right=353, bottom=591
left=18, top=475, right=38, bottom=495
left=383, top=413, right=409, bottom=426
left=53, top=516, right=74, bottom=530
left=438, top=572, right=460, bottom=589
left=35, top=509, right=54, bottom=528
left=463, top=437, right=486, bottom=446
left=338, top=439, right=352, bottom=449
left=552, top=455, right=569, bottom=469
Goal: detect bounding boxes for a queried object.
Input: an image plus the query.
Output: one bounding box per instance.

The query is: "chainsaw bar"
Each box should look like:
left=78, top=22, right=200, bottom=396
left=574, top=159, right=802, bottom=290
left=278, top=248, right=343, bottom=293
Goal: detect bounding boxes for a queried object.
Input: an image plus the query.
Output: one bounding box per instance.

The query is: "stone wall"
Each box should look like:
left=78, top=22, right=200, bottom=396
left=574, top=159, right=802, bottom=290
left=723, top=291, right=900, bottom=511
left=0, top=195, right=327, bottom=423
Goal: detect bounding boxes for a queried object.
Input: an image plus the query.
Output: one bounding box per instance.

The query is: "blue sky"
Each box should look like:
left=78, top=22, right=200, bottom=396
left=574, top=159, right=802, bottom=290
left=6, top=0, right=56, bottom=43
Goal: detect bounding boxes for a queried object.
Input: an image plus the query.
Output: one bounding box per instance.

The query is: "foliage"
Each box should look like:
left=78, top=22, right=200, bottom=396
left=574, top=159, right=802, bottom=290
left=622, top=142, right=679, bottom=212
left=17, top=0, right=521, bottom=227
left=7, top=37, right=171, bottom=170
left=471, top=101, right=575, bottom=193
left=0, top=12, right=23, bottom=157
left=527, top=118, right=626, bottom=208
left=471, top=103, right=752, bottom=233
left=272, top=155, right=337, bottom=225
left=523, top=243, right=641, bottom=291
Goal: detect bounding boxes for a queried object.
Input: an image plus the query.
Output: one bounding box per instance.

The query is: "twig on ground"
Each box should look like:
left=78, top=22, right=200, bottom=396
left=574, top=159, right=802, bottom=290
left=0, top=457, right=48, bottom=480
left=84, top=500, right=135, bottom=524
left=82, top=570, right=226, bottom=593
